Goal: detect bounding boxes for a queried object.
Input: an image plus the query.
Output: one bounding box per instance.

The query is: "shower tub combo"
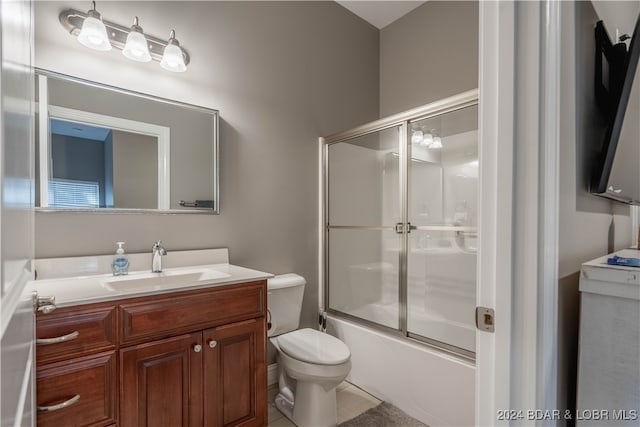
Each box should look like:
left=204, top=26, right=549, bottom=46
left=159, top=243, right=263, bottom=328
left=320, top=91, right=478, bottom=426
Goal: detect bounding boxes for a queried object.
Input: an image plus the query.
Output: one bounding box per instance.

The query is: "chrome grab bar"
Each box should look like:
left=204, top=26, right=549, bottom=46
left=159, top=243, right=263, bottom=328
left=36, top=331, right=80, bottom=346
left=327, top=224, right=477, bottom=233
left=37, top=394, right=80, bottom=413
left=412, top=225, right=477, bottom=232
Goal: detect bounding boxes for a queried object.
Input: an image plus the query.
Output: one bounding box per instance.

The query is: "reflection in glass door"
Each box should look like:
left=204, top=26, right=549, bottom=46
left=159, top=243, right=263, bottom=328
left=406, top=105, right=478, bottom=353
left=327, top=125, right=403, bottom=330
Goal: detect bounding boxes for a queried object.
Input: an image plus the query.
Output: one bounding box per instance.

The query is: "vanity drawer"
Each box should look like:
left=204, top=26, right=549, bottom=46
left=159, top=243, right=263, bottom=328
left=120, top=281, right=266, bottom=344
left=36, top=304, right=117, bottom=364
left=36, top=350, right=117, bottom=427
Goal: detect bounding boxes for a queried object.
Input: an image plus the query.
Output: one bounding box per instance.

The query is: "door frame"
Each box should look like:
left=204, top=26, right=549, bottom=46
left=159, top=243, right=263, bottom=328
left=476, top=0, right=561, bottom=424
left=476, top=1, right=515, bottom=424
left=0, top=0, right=36, bottom=426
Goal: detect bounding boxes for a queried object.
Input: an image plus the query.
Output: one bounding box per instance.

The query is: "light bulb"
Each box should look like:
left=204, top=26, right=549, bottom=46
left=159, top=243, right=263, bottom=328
left=161, top=30, right=187, bottom=72
left=123, top=17, right=151, bottom=62
left=77, top=2, right=111, bottom=51
left=422, top=132, right=433, bottom=146
left=429, top=136, right=442, bottom=149
left=411, top=130, right=423, bottom=144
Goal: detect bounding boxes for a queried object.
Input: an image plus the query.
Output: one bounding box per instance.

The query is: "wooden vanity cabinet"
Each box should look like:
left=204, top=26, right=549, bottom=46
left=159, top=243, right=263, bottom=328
left=36, top=280, right=268, bottom=427
left=36, top=303, right=117, bottom=427
left=120, top=318, right=266, bottom=427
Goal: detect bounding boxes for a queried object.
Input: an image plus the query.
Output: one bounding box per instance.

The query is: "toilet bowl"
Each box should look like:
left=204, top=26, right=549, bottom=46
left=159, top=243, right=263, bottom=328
left=268, top=275, right=351, bottom=427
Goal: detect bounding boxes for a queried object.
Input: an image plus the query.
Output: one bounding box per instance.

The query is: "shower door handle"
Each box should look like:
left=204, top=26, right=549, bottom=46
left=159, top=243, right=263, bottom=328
left=394, top=223, right=416, bottom=234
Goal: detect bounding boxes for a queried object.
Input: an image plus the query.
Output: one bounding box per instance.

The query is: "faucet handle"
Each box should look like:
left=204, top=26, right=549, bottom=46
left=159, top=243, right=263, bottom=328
left=152, top=240, right=167, bottom=255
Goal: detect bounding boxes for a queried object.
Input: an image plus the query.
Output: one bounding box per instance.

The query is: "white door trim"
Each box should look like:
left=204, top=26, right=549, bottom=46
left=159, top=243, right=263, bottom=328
left=476, top=1, right=516, bottom=425
left=537, top=0, right=561, bottom=420
left=1, top=1, right=36, bottom=426
left=477, top=1, right=563, bottom=424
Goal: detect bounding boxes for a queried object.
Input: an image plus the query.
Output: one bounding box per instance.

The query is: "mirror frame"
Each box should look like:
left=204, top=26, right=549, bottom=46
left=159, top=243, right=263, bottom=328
left=35, top=68, right=220, bottom=214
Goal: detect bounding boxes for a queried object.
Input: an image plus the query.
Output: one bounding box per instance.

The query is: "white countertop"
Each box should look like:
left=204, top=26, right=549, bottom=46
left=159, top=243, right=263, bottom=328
left=580, top=249, right=640, bottom=300
left=32, top=248, right=273, bottom=307
left=34, top=263, right=273, bottom=308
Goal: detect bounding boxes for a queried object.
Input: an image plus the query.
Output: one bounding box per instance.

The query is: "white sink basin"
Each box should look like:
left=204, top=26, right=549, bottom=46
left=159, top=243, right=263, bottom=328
left=102, top=268, right=231, bottom=292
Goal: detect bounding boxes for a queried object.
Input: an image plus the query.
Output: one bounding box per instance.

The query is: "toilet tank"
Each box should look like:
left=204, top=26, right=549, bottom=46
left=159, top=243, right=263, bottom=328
left=267, top=273, right=306, bottom=337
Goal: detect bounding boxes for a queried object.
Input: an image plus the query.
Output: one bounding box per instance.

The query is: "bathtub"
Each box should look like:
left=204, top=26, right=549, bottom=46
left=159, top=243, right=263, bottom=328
left=325, top=242, right=476, bottom=426
left=327, top=316, right=475, bottom=426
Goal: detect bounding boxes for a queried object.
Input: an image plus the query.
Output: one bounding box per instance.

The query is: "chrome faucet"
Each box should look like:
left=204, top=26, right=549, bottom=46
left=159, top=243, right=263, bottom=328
left=151, top=240, right=167, bottom=273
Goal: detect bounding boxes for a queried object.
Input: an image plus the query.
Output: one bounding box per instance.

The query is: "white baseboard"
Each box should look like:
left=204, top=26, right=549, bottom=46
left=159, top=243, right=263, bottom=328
left=268, top=363, right=279, bottom=386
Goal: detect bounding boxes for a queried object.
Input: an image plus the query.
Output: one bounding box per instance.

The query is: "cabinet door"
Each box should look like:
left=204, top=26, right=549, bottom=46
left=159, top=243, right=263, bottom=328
left=120, top=333, right=203, bottom=427
left=203, top=318, right=266, bottom=427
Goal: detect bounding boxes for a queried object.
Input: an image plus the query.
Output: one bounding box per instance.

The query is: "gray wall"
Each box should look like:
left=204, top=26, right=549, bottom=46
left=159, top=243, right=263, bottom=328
left=34, top=1, right=380, bottom=332
left=557, top=0, right=635, bottom=417
left=379, top=1, right=479, bottom=116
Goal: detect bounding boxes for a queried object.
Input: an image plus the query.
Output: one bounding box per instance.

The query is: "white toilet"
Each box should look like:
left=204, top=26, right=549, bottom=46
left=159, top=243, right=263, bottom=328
left=268, top=274, right=351, bottom=427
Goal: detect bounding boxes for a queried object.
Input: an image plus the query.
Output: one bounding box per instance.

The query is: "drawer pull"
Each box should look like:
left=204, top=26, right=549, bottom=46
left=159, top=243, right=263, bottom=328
left=36, top=331, right=80, bottom=346
left=37, top=394, right=80, bottom=413
left=208, top=340, right=217, bottom=348
left=193, top=344, right=202, bottom=353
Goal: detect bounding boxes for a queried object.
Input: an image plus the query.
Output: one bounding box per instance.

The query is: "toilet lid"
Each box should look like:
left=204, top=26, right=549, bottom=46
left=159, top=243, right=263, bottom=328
left=277, top=328, right=350, bottom=365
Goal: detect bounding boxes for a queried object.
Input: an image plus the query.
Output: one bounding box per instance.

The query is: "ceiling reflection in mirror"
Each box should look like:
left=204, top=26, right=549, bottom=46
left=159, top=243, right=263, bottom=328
left=35, top=69, right=219, bottom=213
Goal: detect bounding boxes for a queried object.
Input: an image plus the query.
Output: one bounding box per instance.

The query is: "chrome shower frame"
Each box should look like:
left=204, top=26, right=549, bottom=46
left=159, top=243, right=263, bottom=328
left=319, top=89, right=479, bottom=361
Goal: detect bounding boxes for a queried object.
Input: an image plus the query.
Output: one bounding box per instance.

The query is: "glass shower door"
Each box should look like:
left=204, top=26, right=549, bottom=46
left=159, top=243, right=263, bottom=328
left=406, top=105, right=478, bottom=353
left=326, top=125, right=403, bottom=330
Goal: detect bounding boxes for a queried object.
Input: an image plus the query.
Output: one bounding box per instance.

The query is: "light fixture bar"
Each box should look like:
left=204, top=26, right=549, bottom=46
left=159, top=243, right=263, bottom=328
left=59, top=8, right=190, bottom=66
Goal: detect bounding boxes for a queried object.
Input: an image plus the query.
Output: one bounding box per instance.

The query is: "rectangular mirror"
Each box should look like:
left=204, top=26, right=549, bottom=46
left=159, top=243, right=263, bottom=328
left=35, top=69, right=219, bottom=213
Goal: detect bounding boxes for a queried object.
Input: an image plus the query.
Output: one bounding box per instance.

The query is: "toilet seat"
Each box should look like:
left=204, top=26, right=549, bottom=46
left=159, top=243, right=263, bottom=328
left=277, top=328, right=350, bottom=365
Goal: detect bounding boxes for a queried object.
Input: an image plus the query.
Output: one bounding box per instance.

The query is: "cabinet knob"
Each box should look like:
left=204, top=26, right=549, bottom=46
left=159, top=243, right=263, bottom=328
left=193, top=344, right=202, bottom=353
left=208, top=340, right=217, bottom=348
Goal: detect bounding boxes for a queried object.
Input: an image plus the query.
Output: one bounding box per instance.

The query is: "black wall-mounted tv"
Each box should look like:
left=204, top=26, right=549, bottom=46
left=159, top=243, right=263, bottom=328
left=590, top=14, right=640, bottom=204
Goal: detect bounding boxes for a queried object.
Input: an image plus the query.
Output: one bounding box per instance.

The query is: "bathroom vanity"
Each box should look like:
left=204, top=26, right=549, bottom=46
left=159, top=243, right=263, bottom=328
left=33, top=249, right=271, bottom=427
left=577, top=250, right=640, bottom=426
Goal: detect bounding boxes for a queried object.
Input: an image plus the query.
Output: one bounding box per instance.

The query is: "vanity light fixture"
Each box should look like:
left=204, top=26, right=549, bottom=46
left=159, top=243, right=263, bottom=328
left=60, top=2, right=190, bottom=72
left=160, top=30, right=187, bottom=72
left=76, top=1, right=111, bottom=51
left=122, top=16, right=151, bottom=62
left=411, top=128, right=435, bottom=147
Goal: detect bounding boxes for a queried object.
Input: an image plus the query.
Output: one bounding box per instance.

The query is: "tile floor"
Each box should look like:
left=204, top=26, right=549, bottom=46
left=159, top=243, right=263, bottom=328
left=268, top=381, right=382, bottom=427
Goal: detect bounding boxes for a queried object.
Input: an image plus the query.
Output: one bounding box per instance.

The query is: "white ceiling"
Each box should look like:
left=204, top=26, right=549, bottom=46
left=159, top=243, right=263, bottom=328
left=339, top=2, right=640, bottom=33
left=336, top=1, right=427, bottom=29
left=592, top=1, right=640, bottom=40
